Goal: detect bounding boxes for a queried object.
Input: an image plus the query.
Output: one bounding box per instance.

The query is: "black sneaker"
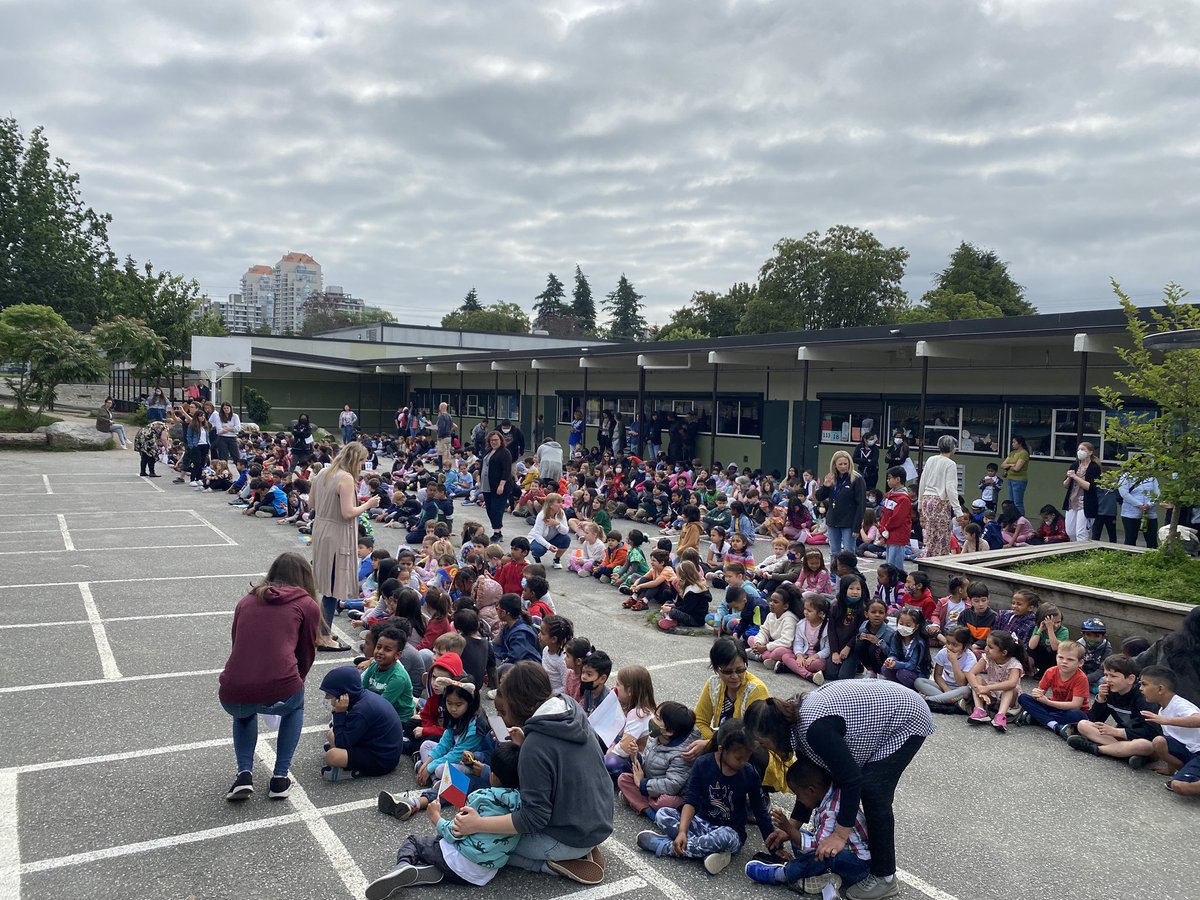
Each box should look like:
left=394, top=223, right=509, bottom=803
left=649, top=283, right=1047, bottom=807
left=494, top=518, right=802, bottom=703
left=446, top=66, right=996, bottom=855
left=1128, top=754, right=1150, bottom=770
left=926, top=700, right=961, bottom=715
left=268, top=776, right=291, bottom=799
left=225, top=771, right=254, bottom=801
left=365, top=864, right=443, bottom=899
left=1066, top=735, right=1099, bottom=756
left=1060, top=724, right=1079, bottom=740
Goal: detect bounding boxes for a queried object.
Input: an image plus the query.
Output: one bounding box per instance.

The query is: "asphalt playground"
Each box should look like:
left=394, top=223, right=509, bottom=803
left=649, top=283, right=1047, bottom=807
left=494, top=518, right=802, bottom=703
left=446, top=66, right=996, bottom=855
left=0, top=449, right=1195, bottom=900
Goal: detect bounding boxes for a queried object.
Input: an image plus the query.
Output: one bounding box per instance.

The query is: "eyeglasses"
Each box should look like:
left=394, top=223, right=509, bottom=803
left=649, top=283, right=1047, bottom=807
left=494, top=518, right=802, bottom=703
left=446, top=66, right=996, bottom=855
left=718, top=666, right=747, bottom=677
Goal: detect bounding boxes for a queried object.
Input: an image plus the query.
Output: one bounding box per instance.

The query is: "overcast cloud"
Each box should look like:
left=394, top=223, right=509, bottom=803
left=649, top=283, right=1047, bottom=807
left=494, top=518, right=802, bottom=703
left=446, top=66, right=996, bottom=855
left=3, top=0, right=1199, bottom=326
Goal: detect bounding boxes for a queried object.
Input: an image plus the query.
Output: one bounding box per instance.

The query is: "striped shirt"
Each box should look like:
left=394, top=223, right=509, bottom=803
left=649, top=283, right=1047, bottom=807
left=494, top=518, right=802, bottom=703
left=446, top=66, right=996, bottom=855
left=810, top=786, right=870, bottom=861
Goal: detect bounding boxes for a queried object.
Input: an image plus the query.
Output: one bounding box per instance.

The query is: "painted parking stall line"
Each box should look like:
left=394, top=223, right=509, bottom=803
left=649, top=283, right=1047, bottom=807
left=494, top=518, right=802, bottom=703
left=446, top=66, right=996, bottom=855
left=42, top=475, right=52, bottom=495
left=79, top=584, right=121, bottom=680
left=56, top=515, right=74, bottom=552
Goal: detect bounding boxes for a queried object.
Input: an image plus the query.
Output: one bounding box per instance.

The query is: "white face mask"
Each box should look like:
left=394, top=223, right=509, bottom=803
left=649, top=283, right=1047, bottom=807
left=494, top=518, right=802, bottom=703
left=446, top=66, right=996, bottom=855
left=1076, top=450, right=1088, bottom=461
left=897, top=624, right=915, bottom=637
left=868, top=439, right=877, bottom=446
left=893, top=437, right=903, bottom=445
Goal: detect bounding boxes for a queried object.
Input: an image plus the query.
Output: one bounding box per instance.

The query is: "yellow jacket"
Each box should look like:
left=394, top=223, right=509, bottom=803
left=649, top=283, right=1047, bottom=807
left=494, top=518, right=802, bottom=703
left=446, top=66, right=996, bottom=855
left=693, top=671, right=792, bottom=792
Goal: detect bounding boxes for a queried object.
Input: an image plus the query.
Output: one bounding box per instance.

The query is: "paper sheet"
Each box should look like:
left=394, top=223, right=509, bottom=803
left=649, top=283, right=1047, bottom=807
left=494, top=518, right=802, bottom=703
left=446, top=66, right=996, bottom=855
left=587, top=690, right=626, bottom=747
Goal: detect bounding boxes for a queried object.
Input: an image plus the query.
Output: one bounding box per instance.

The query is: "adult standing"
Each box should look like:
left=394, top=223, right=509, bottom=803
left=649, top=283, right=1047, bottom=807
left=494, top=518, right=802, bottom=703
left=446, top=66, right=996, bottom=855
left=1002, top=435, right=1031, bottom=515
left=339, top=405, right=358, bottom=445
left=95, top=397, right=129, bottom=449
left=744, top=680, right=935, bottom=900
left=597, top=410, right=614, bottom=456
left=395, top=405, right=409, bottom=439
left=535, top=436, right=564, bottom=484
left=146, top=387, right=169, bottom=422
left=684, top=412, right=700, bottom=463
left=210, top=401, right=241, bottom=462
left=471, top=416, right=490, bottom=457
left=310, top=442, right=380, bottom=651
left=1117, top=472, right=1160, bottom=548
left=499, top=419, right=525, bottom=459
left=918, top=435, right=963, bottom=558
left=568, top=409, right=585, bottom=457
left=480, top=430, right=513, bottom=543
left=854, top=433, right=880, bottom=492
left=435, top=401, right=457, bottom=470
left=612, top=412, right=626, bottom=458
left=450, top=661, right=612, bottom=884
left=219, top=552, right=321, bottom=801
left=134, top=421, right=166, bottom=477
left=198, top=379, right=211, bottom=404
left=292, top=414, right=314, bottom=466
left=187, top=407, right=211, bottom=486
left=815, top=450, right=866, bottom=557
left=667, top=413, right=685, bottom=464
left=1062, top=441, right=1101, bottom=542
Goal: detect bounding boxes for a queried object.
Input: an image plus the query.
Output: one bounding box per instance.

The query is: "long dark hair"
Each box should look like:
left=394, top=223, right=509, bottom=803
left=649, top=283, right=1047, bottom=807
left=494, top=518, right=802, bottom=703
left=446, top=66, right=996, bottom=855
left=1163, top=606, right=1200, bottom=676
left=743, top=696, right=803, bottom=756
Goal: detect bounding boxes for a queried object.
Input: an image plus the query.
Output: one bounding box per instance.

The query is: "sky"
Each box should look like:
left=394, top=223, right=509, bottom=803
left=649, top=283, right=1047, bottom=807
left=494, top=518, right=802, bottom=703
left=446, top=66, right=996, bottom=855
left=4, top=0, right=1200, bottom=327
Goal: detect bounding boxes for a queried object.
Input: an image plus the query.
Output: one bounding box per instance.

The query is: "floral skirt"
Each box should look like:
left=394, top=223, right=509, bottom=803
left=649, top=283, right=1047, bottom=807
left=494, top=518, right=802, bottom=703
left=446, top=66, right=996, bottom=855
left=920, top=495, right=952, bottom=558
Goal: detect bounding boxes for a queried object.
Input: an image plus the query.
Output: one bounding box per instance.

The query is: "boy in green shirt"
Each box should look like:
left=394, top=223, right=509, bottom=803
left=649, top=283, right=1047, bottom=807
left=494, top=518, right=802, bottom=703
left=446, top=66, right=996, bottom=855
left=1027, top=604, right=1071, bottom=676
left=362, top=627, right=415, bottom=722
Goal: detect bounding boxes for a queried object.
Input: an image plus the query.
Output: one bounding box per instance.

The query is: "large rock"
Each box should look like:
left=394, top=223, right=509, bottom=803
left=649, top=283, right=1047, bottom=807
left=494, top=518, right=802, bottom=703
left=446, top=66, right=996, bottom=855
left=46, top=421, right=113, bottom=450
left=0, top=432, right=49, bottom=447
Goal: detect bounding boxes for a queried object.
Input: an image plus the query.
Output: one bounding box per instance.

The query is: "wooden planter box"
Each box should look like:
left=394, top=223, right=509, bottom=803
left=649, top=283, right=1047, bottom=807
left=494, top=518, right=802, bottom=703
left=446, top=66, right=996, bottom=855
left=918, top=542, right=1192, bottom=644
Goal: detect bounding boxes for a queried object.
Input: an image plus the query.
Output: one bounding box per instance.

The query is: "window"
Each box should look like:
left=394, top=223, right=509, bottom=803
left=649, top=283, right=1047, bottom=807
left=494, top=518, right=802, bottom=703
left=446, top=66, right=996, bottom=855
left=884, top=402, right=1001, bottom=453
left=1008, top=405, right=1106, bottom=460
left=960, top=406, right=1001, bottom=454
left=1009, top=405, right=1053, bottom=457
left=888, top=403, right=923, bottom=449
left=820, top=401, right=883, bottom=444
left=466, top=394, right=485, bottom=417
left=617, top=398, right=638, bottom=418
left=716, top=399, right=761, bottom=436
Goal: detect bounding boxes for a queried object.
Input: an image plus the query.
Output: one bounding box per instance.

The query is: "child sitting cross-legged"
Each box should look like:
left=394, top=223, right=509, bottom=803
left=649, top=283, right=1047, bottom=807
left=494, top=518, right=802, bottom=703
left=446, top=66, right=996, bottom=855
left=658, top=561, right=713, bottom=632
left=1066, top=654, right=1162, bottom=762
left=365, top=741, right=522, bottom=893
left=915, top=626, right=978, bottom=714
left=319, top=665, right=404, bottom=782
left=616, top=700, right=699, bottom=818
left=636, top=718, right=773, bottom=876
left=412, top=678, right=490, bottom=794
left=747, top=584, right=800, bottom=665
left=1015, top=638, right=1090, bottom=736
left=743, top=756, right=870, bottom=896
left=1133, top=665, right=1200, bottom=790
left=965, top=630, right=1024, bottom=733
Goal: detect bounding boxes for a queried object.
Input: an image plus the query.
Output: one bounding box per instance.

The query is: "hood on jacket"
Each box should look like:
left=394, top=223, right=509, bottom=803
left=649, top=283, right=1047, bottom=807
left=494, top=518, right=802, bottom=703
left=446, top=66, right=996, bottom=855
left=258, top=584, right=314, bottom=606
left=541, top=440, right=562, bottom=451
left=432, top=652, right=464, bottom=678
left=522, top=695, right=593, bottom=745
left=319, top=665, right=365, bottom=701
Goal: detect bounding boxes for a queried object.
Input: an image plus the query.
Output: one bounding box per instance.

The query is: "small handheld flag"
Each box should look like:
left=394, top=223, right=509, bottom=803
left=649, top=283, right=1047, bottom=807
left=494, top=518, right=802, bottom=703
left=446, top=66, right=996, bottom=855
left=437, top=764, right=471, bottom=808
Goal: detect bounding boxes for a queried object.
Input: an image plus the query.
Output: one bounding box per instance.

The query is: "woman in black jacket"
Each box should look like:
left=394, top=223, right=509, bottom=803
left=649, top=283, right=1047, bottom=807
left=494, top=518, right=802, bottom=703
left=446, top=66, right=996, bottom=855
left=1062, top=441, right=1101, bottom=542
left=853, top=433, right=880, bottom=492
left=815, top=450, right=866, bottom=559
left=480, top=430, right=513, bottom=542
left=291, top=414, right=314, bottom=466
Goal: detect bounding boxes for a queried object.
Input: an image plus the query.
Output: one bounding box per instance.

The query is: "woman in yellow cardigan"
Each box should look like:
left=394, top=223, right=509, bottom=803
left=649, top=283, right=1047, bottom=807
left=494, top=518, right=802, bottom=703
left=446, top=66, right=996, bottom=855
left=681, top=637, right=791, bottom=792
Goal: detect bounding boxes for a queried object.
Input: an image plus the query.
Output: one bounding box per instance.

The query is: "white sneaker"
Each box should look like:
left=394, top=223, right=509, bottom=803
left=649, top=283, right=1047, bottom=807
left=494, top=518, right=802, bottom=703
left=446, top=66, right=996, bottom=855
left=704, top=851, right=732, bottom=875
left=552, top=559, right=562, bottom=569
left=812, top=671, right=825, bottom=686
left=487, top=688, right=498, bottom=701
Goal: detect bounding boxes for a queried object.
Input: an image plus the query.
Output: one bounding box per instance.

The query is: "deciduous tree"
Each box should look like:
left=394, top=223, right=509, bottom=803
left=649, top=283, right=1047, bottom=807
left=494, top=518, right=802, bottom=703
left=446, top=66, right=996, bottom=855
left=0, top=304, right=104, bottom=415
left=441, top=301, right=530, bottom=334
left=897, top=289, right=1004, bottom=324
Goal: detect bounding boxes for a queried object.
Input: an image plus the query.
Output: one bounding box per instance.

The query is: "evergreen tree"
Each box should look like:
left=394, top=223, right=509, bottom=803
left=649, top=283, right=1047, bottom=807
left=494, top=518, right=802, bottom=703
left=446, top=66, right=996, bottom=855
left=936, top=242, right=1035, bottom=317
left=604, top=274, right=647, bottom=340
left=533, top=272, right=568, bottom=322
left=571, top=265, right=596, bottom=331
left=461, top=287, right=482, bottom=312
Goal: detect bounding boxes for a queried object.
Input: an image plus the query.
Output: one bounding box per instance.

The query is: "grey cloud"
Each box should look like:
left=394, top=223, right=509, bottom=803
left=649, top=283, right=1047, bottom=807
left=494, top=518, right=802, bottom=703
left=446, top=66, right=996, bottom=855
left=3, top=0, right=1198, bottom=321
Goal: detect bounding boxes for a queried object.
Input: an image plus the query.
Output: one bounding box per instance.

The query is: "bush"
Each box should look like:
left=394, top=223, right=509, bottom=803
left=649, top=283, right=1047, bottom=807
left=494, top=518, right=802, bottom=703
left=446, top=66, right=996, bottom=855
left=243, top=387, right=271, bottom=425
left=129, top=405, right=149, bottom=427
left=0, top=407, right=61, bottom=432
left=1013, top=548, right=1200, bottom=605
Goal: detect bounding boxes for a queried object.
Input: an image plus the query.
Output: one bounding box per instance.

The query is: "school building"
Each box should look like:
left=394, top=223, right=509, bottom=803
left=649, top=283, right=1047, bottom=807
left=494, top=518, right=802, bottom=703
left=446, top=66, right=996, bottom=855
left=183, top=307, right=1166, bottom=508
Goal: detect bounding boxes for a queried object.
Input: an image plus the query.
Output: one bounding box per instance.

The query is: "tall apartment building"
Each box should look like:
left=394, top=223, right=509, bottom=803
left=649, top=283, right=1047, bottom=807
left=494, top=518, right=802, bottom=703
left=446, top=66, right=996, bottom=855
left=272, top=252, right=322, bottom=334
left=241, top=265, right=275, bottom=330
left=321, top=285, right=365, bottom=314
left=217, top=293, right=267, bottom=333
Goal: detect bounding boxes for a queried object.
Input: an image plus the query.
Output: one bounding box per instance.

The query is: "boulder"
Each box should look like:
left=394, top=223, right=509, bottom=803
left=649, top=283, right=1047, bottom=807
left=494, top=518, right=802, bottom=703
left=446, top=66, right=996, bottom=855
left=46, top=421, right=113, bottom=450
left=0, top=432, right=49, bottom=448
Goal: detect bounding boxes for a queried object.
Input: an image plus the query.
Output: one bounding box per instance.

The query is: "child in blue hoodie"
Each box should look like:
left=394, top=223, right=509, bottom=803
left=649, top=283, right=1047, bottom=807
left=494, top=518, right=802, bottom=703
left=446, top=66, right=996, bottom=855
left=320, top=665, right=404, bottom=781
left=365, top=742, right=523, bottom=891
left=492, top=593, right=541, bottom=683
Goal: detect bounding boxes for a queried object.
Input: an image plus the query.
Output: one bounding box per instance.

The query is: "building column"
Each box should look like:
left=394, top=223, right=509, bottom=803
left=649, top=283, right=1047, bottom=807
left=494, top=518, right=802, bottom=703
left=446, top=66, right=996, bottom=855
left=636, top=365, right=646, bottom=458
left=710, top=362, right=720, bottom=470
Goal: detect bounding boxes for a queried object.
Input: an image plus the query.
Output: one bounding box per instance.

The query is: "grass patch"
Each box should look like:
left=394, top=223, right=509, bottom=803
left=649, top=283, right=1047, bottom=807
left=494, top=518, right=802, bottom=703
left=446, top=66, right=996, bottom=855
left=1013, top=548, right=1200, bottom=605
left=0, top=408, right=61, bottom=432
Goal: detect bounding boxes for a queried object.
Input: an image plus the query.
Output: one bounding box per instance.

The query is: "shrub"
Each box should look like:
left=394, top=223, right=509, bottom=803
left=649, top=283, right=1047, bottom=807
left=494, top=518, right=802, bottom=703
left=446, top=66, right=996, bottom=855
left=243, top=387, right=270, bottom=425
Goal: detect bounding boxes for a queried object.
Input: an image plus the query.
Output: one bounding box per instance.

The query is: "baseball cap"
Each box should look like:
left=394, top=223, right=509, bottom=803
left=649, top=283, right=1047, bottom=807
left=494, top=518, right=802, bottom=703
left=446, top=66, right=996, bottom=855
left=971, top=499, right=986, bottom=509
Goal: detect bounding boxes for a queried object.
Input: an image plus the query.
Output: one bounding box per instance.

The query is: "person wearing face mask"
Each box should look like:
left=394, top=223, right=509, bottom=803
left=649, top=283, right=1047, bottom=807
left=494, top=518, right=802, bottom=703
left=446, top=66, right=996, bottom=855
left=854, top=433, right=880, bottom=492
left=578, top=650, right=613, bottom=714
left=1062, top=442, right=1101, bottom=542
left=617, top=700, right=699, bottom=816
left=884, top=432, right=909, bottom=474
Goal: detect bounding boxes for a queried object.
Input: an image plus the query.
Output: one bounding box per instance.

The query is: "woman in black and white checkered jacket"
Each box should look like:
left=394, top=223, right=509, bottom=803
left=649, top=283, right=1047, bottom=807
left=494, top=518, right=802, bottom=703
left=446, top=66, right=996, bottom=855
left=745, top=680, right=934, bottom=900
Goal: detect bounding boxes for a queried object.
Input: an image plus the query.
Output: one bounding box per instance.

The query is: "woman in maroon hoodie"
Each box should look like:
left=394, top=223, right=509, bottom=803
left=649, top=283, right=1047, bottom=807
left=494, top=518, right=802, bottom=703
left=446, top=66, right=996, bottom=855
left=219, top=552, right=321, bottom=802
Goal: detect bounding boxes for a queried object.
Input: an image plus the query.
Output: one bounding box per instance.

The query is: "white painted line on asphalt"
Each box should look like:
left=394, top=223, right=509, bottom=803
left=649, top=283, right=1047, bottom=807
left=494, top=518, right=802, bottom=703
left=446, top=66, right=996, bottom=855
left=0, top=529, right=59, bottom=536
left=56, top=515, right=74, bottom=552
left=645, top=657, right=710, bottom=673
left=42, top=474, right=52, bottom=495
left=0, top=610, right=234, bottom=631
left=0, top=572, right=264, bottom=590
left=4, top=725, right=328, bottom=776
left=0, top=542, right=233, bottom=556
left=78, top=584, right=121, bottom=680
left=0, top=771, right=18, bottom=900
left=67, top=523, right=217, bottom=533
left=186, top=508, right=238, bottom=546
left=601, top=834, right=689, bottom=899
left=0, top=657, right=345, bottom=695
left=18, top=813, right=304, bottom=875
left=140, top=475, right=165, bottom=493
left=315, top=797, right=377, bottom=817
left=898, top=868, right=962, bottom=900
left=254, top=742, right=368, bottom=898
left=568, top=875, right=647, bottom=900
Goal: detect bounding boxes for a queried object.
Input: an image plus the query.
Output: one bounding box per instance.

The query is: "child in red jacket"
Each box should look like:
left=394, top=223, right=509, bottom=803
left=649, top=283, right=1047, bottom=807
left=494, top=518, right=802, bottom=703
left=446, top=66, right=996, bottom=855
left=878, top=466, right=912, bottom=573
left=407, top=652, right=464, bottom=753
left=493, top=537, right=529, bottom=594
left=1027, top=505, right=1069, bottom=545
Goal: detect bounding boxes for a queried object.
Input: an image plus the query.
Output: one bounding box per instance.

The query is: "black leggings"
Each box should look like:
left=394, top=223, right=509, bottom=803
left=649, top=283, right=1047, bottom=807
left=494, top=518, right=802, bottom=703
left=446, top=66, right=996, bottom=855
left=139, top=453, right=157, bottom=476
left=483, top=491, right=506, bottom=533
left=1091, top=515, right=1116, bottom=542
left=1122, top=516, right=1158, bottom=548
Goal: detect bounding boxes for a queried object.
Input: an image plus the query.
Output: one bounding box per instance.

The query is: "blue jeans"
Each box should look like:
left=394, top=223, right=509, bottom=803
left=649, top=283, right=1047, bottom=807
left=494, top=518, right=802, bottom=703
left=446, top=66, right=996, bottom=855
left=221, top=688, right=305, bottom=777
left=532, top=532, right=571, bottom=561
left=827, top=527, right=854, bottom=558
left=321, top=595, right=338, bottom=638
left=108, top=423, right=127, bottom=445
left=342, top=425, right=355, bottom=444
left=1016, top=694, right=1087, bottom=730
left=1007, top=480, right=1027, bottom=516
left=505, top=832, right=595, bottom=873
left=655, top=807, right=743, bottom=857
left=885, top=543, right=906, bottom=572
left=785, top=849, right=870, bottom=887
